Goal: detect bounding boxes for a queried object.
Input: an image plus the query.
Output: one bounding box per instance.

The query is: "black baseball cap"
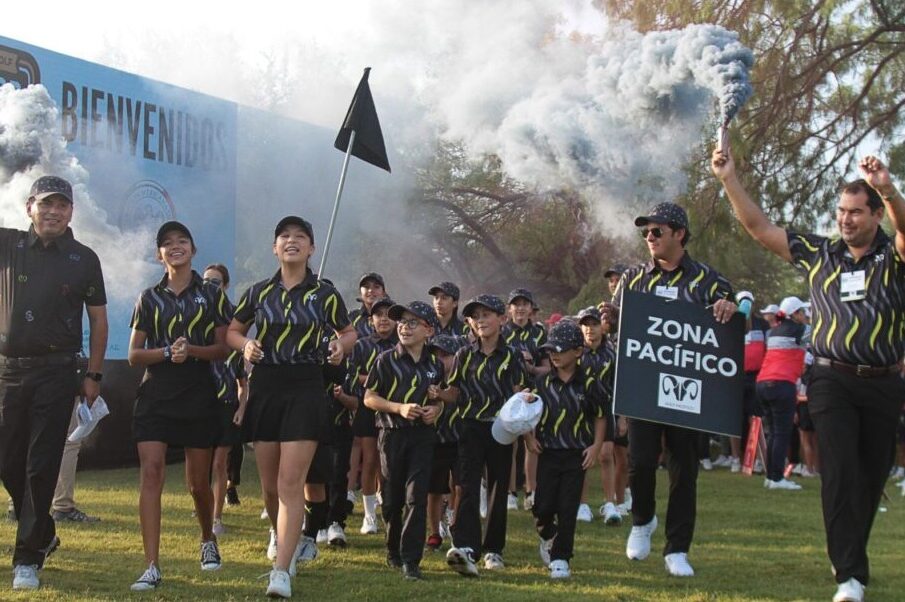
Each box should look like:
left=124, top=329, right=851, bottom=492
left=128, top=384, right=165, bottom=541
left=156, top=221, right=194, bottom=247
left=634, top=202, right=690, bottom=231
left=429, top=281, right=460, bottom=301
left=29, top=176, right=73, bottom=203
left=577, top=307, right=602, bottom=325
left=541, top=320, right=584, bottom=352
left=359, top=272, right=385, bottom=288
left=604, top=264, right=628, bottom=279
left=430, top=335, right=460, bottom=355
left=462, top=294, right=506, bottom=318
left=389, top=300, right=438, bottom=329
left=370, top=297, right=395, bottom=313
left=507, top=288, right=534, bottom=305
left=274, top=216, right=315, bottom=243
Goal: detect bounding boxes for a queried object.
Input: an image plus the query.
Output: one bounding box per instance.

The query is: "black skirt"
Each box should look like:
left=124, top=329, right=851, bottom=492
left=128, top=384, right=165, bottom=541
left=243, top=363, right=330, bottom=443
left=352, top=405, right=378, bottom=438
left=133, top=362, right=220, bottom=448
left=217, top=402, right=243, bottom=447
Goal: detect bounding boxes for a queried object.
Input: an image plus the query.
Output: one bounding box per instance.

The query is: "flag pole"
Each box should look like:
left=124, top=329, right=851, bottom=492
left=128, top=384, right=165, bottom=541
left=318, top=129, right=356, bottom=278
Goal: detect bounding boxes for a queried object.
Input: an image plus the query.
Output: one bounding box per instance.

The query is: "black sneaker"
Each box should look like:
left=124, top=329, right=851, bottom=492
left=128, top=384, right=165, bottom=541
left=225, top=486, right=240, bottom=507
left=403, top=563, right=423, bottom=581
left=52, top=508, right=100, bottom=522
left=41, top=535, right=61, bottom=565
left=200, top=539, right=222, bottom=571
left=386, top=553, right=403, bottom=569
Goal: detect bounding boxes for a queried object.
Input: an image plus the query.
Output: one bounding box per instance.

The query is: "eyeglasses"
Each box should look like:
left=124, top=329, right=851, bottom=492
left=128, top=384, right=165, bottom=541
left=640, top=226, right=667, bottom=239
left=204, top=277, right=223, bottom=287
left=397, top=318, right=425, bottom=329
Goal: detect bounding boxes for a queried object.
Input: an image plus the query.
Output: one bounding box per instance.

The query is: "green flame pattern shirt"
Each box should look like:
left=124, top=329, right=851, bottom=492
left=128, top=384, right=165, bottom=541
left=233, top=269, right=350, bottom=365
left=579, top=341, right=616, bottom=417
left=447, top=338, right=527, bottom=421
left=364, top=343, right=446, bottom=429
left=533, top=366, right=606, bottom=450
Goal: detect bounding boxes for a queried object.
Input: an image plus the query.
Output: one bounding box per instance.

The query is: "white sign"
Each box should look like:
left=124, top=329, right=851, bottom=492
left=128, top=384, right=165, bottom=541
left=657, top=372, right=702, bottom=414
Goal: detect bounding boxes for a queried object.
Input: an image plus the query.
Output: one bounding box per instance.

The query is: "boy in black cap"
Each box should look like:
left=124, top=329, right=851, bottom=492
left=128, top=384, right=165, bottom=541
left=526, top=320, right=605, bottom=579
left=349, top=273, right=388, bottom=338
left=429, top=282, right=470, bottom=339
left=443, top=295, right=527, bottom=576
left=364, top=301, right=445, bottom=580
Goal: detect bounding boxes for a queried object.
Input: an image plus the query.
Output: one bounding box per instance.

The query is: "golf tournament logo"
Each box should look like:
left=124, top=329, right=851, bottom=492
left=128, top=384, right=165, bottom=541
left=120, top=180, right=175, bottom=231
left=0, top=44, right=41, bottom=88
left=657, top=372, right=702, bottom=414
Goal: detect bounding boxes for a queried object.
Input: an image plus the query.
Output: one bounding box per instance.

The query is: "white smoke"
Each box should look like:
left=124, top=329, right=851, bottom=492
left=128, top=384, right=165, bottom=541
left=0, top=84, right=158, bottom=303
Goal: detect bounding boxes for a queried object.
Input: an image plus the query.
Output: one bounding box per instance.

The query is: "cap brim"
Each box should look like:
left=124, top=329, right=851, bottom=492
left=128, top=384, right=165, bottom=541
left=33, top=191, right=72, bottom=203
left=491, top=418, right=520, bottom=445
left=463, top=301, right=502, bottom=318
left=634, top=215, right=670, bottom=227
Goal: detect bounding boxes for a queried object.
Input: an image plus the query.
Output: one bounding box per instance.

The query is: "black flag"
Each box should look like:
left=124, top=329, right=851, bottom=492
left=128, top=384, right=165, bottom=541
left=334, top=68, right=391, bottom=173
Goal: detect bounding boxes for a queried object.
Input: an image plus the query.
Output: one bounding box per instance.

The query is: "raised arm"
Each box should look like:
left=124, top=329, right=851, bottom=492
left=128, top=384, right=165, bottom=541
left=858, top=155, right=905, bottom=261
left=711, top=146, right=791, bottom=262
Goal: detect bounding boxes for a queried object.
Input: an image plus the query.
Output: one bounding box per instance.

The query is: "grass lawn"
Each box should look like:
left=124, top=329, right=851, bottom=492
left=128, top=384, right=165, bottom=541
left=1, top=454, right=902, bottom=601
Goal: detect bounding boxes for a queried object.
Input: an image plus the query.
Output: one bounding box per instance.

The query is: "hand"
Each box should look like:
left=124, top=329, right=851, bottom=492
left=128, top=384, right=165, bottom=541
left=81, top=378, right=100, bottom=405
left=232, top=404, right=247, bottom=426
left=171, top=337, right=188, bottom=364
left=332, top=384, right=344, bottom=399
left=711, top=147, right=736, bottom=181
left=712, top=299, right=737, bottom=324
left=858, top=155, right=895, bottom=196
left=327, top=340, right=344, bottom=366
left=582, top=443, right=601, bottom=470
left=521, top=350, right=535, bottom=365
left=427, top=384, right=442, bottom=401
left=421, top=404, right=441, bottom=425
left=617, top=416, right=628, bottom=437
left=398, top=403, right=423, bottom=421
left=598, top=302, right=619, bottom=327
left=243, top=338, right=264, bottom=363
left=525, top=435, right=543, bottom=455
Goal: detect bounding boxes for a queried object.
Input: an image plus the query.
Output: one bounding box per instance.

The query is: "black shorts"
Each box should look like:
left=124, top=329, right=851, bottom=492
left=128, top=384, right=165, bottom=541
left=133, top=413, right=220, bottom=448
left=217, top=402, right=243, bottom=447
left=604, top=415, right=628, bottom=447
left=133, top=366, right=220, bottom=448
left=796, top=403, right=815, bottom=432
left=352, top=405, right=378, bottom=438
left=429, top=442, right=459, bottom=494
left=243, top=364, right=329, bottom=443
left=306, top=442, right=332, bottom=484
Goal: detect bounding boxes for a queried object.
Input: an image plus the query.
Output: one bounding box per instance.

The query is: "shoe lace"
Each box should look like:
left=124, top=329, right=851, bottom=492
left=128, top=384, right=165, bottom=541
left=136, top=565, right=160, bottom=584
left=201, top=540, right=220, bottom=564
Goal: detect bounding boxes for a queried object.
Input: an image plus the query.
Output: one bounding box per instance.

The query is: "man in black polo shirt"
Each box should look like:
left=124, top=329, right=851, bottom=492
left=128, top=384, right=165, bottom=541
left=713, top=147, right=905, bottom=602
left=602, top=202, right=736, bottom=578
left=0, top=176, right=107, bottom=591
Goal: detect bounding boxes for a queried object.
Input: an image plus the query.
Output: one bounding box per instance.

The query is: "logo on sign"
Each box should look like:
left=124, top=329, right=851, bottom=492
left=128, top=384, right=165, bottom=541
left=0, top=44, right=41, bottom=88
left=657, top=372, right=702, bottom=414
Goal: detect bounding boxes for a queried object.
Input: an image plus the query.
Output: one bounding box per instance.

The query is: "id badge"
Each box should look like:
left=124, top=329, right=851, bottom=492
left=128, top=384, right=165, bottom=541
left=840, top=270, right=866, bottom=302
left=655, top=286, right=679, bottom=301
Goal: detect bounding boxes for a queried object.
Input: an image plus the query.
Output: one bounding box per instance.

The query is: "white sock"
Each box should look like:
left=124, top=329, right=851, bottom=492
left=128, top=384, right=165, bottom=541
left=363, top=494, right=378, bottom=519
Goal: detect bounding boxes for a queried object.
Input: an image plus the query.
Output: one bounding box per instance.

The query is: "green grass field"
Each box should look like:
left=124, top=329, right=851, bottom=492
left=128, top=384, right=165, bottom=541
left=1, top=455, right=902, bottom=601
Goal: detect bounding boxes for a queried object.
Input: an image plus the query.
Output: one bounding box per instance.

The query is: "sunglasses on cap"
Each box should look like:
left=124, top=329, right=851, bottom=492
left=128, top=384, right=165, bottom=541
left=640, top=226, right=671, bottom=239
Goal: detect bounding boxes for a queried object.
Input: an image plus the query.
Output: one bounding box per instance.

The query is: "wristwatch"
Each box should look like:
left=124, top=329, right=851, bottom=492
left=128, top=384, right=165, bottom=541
left=163, top=345, right=172, bottom=361
left=84, top=371, right=103, bottom=382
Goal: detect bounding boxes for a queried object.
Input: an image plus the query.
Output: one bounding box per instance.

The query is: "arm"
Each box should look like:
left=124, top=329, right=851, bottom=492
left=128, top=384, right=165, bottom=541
left=226, top=318, right=262, bottom=363
left=328, top=325, right=357, bottom=365
left=363, top=388, right=423, bottom=420
left=583, top=416, right=606, bottom=470
left=82, top=304, right=108, bottom=404
left=858, top=155, right=905, bottom=261
left=437, top=384, right=459, bottom=404
left=127, top=329, right=169, bottom=366
left=711, top=147, right=791, bottom=262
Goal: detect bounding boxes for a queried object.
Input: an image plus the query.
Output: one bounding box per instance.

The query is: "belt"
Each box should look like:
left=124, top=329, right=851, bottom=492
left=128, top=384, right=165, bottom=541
left=0, top=353, right=77, bottom=369
left=814, top=357, right=899, bottom=378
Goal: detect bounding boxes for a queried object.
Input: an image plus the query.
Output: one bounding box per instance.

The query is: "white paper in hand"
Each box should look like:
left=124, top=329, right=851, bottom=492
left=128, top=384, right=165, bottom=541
left=67, top=396, right=110, bottom=442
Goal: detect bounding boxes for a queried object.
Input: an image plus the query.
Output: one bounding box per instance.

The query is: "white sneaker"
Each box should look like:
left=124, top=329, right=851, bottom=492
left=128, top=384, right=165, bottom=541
left=439, top=517, right=451, bottom=539
left=446, top=546, right=479, bottom=577
left=375, top=491, right=383, bottom=506
left=601, top=502, right=622, bottom=526
left=360, top=514, right=378, bottom=535
left=712, top=455, right=731, bottom=468
left=266, top=568, right=291, bottom=599
left=260, top=507, right=269, bottom=520
left=129, top=563, right=161, bottom=592
left=507, top=493, right=518, bottom=510
left=316, top=529, right=328, bottom=544
left=792, top=463, right=804, bottom=475
left=539, top=537, right=553, bottom=567
left=347, top=489, right=358, bottom=504
left=753, top=459, right=765, bottom=474
left=12, top=564, right=39, bottom=590
left=626, top=515, right=658, bottom=560
left=549, top=559, right=571, bottom=579
left=730, top=457, right=741, bottom=473
left=212, top=518, right=226, bottom=537
left=296, top=535, right=318, bottom=564
left=480, top=482, right=488, bottom=519
left=200, top=539, right=222, bottom=571
left=833, top=577, right=865, bottom=602
left=767, top=478, right=802, bottom=490
left=623, top=488, right=632, bottom=509
left=801, top=466, right=818, bottom=478
left=700, top=458, right=713, bottom=471
left=267, top=528, right=278, bottom=560
left=483, top=552, right=505, bottom=570
left=664, top=552, right=695, bottom=577
left=576, top=503, right=593, bottom=523
left=523, top=491, right=535, bottom=511
left=327, top=522, right=346, bottom=547
left=616, top=501, right=630, bottom=516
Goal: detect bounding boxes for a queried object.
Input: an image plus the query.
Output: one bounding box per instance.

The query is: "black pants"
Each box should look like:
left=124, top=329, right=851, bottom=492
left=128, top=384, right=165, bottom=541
left=378, top=427, right=435, bottom=565
left=0, top=362, right=78, bottom=567
left=533, top=449, right=585, bottom=562
left=451, top=420, right=513, bottom=556
left=227, top=442, right=244, bottom=486
left=328, top=425, right=353, bottom=527
left=757, top=380, right=797, bottom=481
left=808, top=365, right=903, bottom=586
left=628, top=419, right=699, bottom=555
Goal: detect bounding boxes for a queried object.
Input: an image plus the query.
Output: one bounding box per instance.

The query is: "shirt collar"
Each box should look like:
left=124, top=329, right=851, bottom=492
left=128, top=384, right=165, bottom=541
left=156, top=270, right=204, bottom=294
left=394, top=341, right=433, bottom=364
left=27, top=225, right=75, bottom=251
left=268, top=267, right=318, bottom=291
left=644, top=251, right=694, bottom=275
left=469, top=335, right=508, bottom=355
left=831, top=227, right=890, bottom=260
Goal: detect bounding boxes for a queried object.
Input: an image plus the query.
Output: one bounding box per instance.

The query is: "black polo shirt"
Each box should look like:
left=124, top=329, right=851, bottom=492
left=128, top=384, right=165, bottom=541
left=788, top=228, right=905, bottom=366
left=502, top=320, right=546, bottom=365
left=580, top=341, right=616, bottom=417
left=0, top=226, right=106, bottom=357
left=447, top=337, right=527, bottom=421
left=365, top=343, right=445, bottom=430
left=321, top=333, right=351, bottom=428
left=212, top=350, right=246, bottom=405
left=233, top=269, right=351, bottom=365
left=437, top=314, right=470, bottom=338
left=435, top=395, right=462, bottom=443
left=343, top=332, right=398, bottom=400
left=533, top=366, right=606, bottom=450
left=614, top=252, right=733, bottom=308
left=349, top=304, right=375, bottom=339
